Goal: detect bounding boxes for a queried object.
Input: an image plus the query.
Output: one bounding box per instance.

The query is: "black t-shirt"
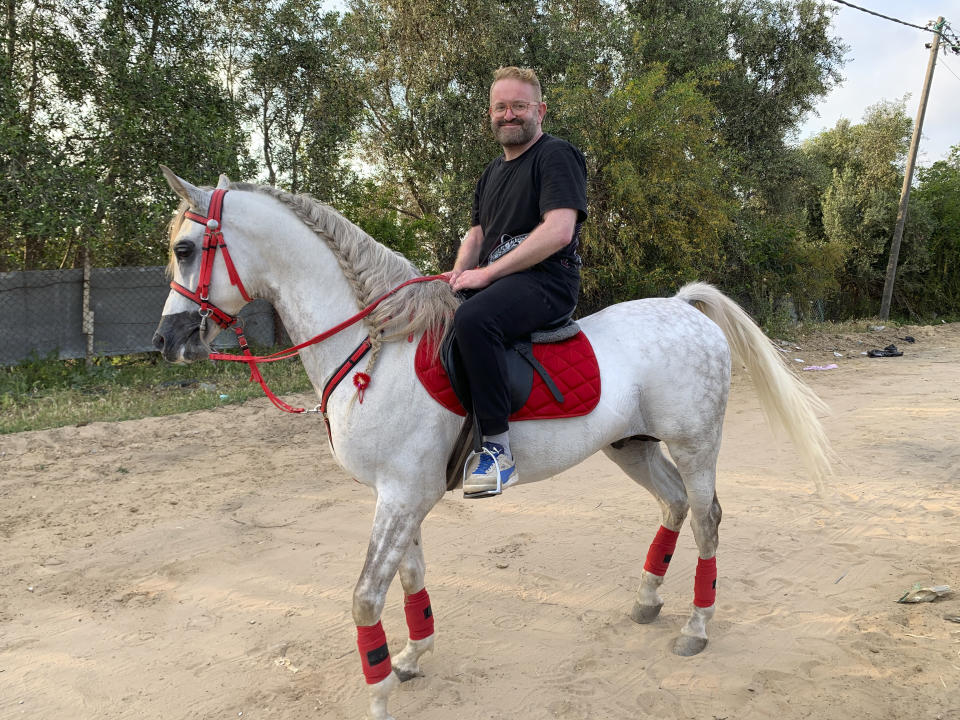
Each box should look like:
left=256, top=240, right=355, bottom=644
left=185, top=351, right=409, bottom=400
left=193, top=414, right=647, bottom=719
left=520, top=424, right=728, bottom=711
left=471, top=133, right=588, bottom=266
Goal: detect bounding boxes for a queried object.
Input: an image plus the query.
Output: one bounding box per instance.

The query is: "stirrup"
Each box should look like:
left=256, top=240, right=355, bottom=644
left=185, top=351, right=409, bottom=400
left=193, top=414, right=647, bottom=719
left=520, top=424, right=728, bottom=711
left=462, top=445, right=506, bottom=499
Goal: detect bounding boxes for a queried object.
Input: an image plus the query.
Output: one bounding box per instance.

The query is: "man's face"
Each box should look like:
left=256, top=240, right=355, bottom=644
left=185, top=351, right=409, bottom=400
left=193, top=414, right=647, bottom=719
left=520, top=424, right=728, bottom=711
left=489, top=78, right=544, bottom=148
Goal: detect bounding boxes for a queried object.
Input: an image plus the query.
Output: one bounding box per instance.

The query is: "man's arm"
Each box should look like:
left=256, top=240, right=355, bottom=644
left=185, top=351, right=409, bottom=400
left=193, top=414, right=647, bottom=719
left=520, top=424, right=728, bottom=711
left=446, top=224, right=484, bottom=285
left=450, top=208, right=577, bottom=292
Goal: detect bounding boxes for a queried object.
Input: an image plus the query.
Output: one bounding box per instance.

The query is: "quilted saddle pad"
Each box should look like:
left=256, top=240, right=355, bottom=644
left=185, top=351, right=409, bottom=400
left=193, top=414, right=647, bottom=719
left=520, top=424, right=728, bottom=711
left=414, top=331, right=601, bottom=420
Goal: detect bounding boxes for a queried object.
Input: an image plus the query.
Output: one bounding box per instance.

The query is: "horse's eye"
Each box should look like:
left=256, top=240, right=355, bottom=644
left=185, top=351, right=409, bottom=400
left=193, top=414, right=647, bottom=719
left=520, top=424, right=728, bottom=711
left=174, top=241, right=194, bottom=260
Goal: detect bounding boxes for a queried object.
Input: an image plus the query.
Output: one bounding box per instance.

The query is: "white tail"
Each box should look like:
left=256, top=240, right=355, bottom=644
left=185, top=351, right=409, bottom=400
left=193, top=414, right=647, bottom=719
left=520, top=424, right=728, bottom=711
left=676, top=282, right=833, bottom=485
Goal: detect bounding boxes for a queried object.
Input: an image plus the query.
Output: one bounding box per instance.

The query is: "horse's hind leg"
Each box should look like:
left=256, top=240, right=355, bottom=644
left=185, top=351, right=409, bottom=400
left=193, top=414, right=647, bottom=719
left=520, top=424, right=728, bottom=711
left=670, top=442, right=723, bottom=657
left=392, top=529, right=436, bottom=682
left=602, top=438, right=689, bottom=624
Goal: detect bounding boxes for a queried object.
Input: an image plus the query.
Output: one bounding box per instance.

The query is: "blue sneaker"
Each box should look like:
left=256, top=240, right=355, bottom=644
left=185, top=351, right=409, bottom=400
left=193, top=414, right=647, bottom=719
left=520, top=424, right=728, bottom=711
left=463, top=442, right=518, bottom=497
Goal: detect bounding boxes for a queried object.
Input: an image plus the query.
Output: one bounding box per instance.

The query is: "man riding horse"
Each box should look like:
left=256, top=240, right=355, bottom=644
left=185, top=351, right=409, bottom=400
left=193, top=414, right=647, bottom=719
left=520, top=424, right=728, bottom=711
left=447, top=66, right=588, bottom=496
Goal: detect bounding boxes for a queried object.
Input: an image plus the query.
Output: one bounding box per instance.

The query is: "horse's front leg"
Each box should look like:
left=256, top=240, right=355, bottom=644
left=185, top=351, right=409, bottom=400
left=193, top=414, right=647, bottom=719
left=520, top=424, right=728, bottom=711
left=391, top=529, right=436, bottom=681
left=353, top=495, right=434, bottom=720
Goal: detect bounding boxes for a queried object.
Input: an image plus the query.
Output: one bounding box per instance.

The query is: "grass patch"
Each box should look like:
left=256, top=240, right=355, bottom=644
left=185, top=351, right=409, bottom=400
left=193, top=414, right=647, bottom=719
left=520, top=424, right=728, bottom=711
left=1, top=349, right=313, bottom=434
left=762, top=312, right=959, bottom=343
left=5, top=314, right=953, bottom=435
left=763, top=317, right=903, bottom=343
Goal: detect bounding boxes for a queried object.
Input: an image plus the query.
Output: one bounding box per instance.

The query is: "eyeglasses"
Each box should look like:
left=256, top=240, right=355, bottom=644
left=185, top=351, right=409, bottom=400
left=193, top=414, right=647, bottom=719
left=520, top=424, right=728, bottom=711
left=489, top=101, right=540, bottom=116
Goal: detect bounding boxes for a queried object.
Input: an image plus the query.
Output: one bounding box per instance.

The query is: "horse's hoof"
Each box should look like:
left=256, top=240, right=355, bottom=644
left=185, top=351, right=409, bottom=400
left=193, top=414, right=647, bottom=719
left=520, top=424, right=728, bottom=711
left=630, top=601, right=663, bottom=624
left=393, top=666, right=421, bottom=682
left=672, top=634, right=708, bottom=656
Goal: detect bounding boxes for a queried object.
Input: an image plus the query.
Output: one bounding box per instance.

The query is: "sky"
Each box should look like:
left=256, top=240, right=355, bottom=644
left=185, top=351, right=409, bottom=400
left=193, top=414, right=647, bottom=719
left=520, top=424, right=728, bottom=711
left=796, top=0, right=960, bottom=165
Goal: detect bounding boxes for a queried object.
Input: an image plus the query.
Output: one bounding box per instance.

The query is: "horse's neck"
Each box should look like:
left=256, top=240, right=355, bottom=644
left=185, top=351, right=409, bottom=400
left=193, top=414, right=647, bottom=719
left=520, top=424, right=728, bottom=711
left=255, top=217, right=373, bottom=384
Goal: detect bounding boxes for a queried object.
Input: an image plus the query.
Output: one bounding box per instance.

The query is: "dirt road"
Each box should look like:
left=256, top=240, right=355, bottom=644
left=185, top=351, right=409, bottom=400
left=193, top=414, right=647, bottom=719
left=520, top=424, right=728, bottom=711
left=2, top=324, right=959, bottom=720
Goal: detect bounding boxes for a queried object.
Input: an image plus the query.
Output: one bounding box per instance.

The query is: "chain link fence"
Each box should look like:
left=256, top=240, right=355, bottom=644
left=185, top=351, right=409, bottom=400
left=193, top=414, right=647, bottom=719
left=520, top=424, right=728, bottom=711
left=0, top=266, right=279, bottom=366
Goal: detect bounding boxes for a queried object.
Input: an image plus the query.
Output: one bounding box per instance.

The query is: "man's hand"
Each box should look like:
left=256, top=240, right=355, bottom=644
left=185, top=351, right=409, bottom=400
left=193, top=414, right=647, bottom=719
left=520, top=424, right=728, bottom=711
left=450, top=267, right=492, bottom=292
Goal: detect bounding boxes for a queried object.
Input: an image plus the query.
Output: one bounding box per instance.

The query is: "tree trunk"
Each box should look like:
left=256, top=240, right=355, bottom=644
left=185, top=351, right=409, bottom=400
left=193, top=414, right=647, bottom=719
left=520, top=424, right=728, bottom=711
left=4, top=0, right=15, bottom=90
left=262, top=94, right=276, bottom=186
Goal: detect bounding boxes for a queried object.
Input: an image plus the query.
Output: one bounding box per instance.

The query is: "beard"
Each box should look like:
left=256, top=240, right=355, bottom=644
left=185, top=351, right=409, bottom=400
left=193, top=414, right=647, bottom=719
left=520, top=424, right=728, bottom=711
left=491, top=115, right=538, bottom=147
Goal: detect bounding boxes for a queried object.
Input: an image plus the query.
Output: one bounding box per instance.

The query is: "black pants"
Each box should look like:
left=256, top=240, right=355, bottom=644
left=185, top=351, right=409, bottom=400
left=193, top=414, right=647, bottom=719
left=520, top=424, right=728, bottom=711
left=453, top=259, right=580, bottom=436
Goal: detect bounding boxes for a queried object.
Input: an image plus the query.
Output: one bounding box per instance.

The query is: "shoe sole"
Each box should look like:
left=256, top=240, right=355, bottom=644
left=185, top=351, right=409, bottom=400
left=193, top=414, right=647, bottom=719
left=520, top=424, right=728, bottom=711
left=463, top=471, right=518, bottom=499
left=463, top=487, right=502, bottom=499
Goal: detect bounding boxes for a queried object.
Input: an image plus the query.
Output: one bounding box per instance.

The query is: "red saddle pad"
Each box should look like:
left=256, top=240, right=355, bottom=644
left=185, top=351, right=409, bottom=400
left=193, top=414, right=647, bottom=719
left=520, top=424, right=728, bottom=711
left=414, top=331, right=601, bottom=420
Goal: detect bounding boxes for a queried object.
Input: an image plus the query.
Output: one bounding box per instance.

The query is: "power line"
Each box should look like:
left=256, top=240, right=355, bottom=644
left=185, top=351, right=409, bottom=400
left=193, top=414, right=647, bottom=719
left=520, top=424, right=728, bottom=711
left=939, top=56, right=960, bottom=84
left=827, top=0, right=939, bottom=34
left=940, top=24, right=960, bottom=54
left=828, top=2, right=960, bottom=55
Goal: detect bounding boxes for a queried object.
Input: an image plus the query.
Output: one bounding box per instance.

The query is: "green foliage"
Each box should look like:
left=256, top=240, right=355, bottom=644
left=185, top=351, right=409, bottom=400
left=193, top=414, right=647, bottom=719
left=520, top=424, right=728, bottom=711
left=800, top=101, right=925, bottom=317
left=1, top=0, right=252, bottom=271
left=0, top=349, right=312, bottom=434
left=627, top=0, right=845, bottom=199
left=723, top=208, right=843, bottom=320
left=908, top=146, right=960, bottom=315
left=227, top=0, right=361, bottom=199
left=553, top=65, right=734, bottom=311
left=10, top=0, right=958, bottom=330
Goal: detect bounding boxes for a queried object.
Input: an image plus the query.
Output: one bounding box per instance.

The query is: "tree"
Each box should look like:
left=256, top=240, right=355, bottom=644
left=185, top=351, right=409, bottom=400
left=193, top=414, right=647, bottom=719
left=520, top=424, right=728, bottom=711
left=809, top=104, right=907, bottom=313
left=228, top=0, right=361, bottom=200
left=0, top=0, right=96, bottom=270
left=0, top=0, right=251, bottom=270
left=910, top=145, right=960, bottom=314
left=626, top=0, right=845, bottom=201
left=552, top=64, right=734, bottom=310
left=77, top=0, right=251, bottom=267
left=2, top=0, right=861, bottom=329
left=800, top=100, right=935, bottom=317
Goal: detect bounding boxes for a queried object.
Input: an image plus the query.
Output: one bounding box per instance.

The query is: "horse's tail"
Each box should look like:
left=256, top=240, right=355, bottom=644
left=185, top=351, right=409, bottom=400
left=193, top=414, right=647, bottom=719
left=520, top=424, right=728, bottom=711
left=675, top=281, right=833, bottom=484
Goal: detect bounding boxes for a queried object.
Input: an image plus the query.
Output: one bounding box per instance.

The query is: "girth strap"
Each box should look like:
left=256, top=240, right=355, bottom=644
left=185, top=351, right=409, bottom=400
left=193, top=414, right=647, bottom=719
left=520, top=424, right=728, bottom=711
left=514, top=344, right=564, bottom=403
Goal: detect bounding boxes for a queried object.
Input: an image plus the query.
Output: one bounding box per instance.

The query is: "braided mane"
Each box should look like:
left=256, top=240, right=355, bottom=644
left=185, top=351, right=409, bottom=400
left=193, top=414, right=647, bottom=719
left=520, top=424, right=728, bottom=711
left=169, top=183, right=459, bottom=346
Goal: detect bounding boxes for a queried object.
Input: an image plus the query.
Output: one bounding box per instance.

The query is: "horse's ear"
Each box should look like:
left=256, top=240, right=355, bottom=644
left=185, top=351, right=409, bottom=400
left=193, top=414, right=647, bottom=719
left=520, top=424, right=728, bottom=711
left=160, top=165, right=208, bottom=211
left=216, top=173, right=231, bottom=190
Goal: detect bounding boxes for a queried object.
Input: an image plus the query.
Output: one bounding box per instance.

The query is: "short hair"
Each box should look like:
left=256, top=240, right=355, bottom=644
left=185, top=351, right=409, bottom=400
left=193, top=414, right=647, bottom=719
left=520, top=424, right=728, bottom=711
left=491, top=66, right=542, bottom=101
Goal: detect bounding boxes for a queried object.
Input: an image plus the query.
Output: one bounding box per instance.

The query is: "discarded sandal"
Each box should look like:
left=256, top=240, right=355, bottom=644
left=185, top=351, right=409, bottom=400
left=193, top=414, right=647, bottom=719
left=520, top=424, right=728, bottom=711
left=867, top=344, right=903, bottom=358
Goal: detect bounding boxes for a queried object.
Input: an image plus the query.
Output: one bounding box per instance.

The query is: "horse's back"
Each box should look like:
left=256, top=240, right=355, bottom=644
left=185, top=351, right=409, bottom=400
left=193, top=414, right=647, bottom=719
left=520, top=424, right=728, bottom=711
left=581, top=295, right=729, bottom=366
left=578, top=296, right=732, bottom=440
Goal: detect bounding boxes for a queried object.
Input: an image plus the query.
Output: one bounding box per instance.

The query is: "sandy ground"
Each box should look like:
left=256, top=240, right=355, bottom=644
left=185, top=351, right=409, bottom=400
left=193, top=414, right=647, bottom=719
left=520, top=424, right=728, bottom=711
left=1, top=323, right=959, bottom=720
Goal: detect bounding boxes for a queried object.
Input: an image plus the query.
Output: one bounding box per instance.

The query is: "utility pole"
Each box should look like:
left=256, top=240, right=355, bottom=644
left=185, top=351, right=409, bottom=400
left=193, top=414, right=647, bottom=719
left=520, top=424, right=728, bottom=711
left=879, top=17, right=944, bottom=320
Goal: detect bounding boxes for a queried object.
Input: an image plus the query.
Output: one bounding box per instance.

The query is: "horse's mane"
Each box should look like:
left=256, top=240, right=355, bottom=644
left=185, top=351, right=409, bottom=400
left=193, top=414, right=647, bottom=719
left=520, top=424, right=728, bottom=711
left=169, top=182, right=459, bottom=348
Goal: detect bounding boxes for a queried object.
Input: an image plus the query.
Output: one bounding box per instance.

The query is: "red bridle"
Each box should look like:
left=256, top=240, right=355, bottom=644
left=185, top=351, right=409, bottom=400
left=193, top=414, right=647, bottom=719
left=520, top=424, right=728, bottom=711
left=170, top=189, right=252, bottom=333
left=167, top=187, right=446, bottom=422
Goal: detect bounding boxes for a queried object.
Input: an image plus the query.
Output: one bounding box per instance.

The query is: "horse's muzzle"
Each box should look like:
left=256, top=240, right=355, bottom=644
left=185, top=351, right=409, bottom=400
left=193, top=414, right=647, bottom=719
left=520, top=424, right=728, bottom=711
left=153, top=311, right=209, bottom=363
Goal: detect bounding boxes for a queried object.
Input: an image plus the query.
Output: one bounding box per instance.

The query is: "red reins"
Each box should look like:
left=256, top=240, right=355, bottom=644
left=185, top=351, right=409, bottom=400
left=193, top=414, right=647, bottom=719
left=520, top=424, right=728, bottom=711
left=170, top=188, right=446, bottom=415
left=209, top=273, right=444, bottom=414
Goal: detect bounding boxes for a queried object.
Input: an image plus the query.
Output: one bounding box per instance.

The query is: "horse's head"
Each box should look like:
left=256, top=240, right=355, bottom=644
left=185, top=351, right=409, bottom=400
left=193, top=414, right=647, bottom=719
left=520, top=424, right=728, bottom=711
left=152, top=166, right=253, bottom=363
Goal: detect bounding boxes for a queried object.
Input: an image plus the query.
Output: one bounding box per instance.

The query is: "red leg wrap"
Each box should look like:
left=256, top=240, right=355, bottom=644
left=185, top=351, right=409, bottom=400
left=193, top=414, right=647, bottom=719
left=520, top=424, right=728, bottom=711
left=693, top=556, right=717, bottom=608
left=403, top=587, right=434, bottom=641
left=357, top=621, right=392, bottom=684
left=644, top=525, right=680, bottom=576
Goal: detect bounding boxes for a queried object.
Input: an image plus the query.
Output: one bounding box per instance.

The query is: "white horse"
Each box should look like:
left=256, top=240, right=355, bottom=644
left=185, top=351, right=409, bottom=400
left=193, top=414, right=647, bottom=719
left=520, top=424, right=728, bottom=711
left=153, top=168, right=830, bottom=720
